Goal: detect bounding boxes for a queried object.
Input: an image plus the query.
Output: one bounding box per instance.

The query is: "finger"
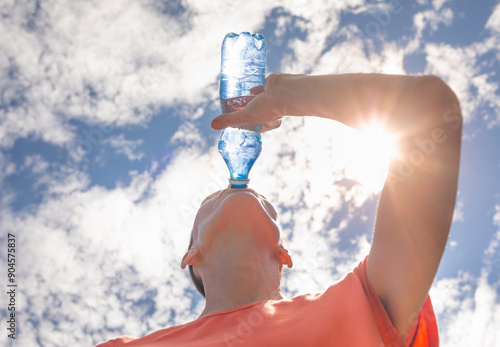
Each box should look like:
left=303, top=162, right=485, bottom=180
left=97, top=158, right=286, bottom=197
left=211, top=107, right=254, bottom=130
left=250, top=85, right=265, bottom=95
left=212, top=94, right=269, bottom=130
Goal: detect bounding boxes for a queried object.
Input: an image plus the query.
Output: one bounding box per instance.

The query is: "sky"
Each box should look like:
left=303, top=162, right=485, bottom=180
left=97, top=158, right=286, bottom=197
left=0, top=0, right=500, bottom=346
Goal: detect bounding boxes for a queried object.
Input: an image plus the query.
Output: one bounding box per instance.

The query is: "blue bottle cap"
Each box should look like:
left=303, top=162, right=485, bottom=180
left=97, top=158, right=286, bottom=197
left=228, top=179, right=249, bottom=189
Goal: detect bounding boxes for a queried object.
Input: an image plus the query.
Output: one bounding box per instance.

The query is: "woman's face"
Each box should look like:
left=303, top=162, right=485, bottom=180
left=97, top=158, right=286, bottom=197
left=191, top=187, right=281, bottom=253
left=182, top=187, right=292, bottom=296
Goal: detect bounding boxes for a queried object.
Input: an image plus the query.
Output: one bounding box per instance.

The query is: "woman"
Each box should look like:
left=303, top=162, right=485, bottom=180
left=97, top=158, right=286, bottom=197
left=98, top=72, right=462, bottom=346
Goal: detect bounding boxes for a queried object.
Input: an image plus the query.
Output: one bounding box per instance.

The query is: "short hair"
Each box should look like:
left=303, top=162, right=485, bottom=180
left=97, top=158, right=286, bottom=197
left=188, top=231, right=205, bottom=297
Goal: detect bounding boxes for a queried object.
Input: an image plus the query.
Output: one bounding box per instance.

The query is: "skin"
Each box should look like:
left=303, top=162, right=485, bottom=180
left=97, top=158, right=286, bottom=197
left=181, top=188, right=292, bottom=318
left=183, top=73, right=462, bottom=334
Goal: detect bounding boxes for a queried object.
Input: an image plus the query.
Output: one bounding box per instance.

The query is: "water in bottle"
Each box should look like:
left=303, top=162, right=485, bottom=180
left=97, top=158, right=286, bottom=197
left=218, top=32, right=266, bottom=189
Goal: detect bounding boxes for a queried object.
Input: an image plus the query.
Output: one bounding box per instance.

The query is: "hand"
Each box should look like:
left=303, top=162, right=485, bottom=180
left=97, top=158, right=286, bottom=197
left=211, top=73, right=308, bottom=133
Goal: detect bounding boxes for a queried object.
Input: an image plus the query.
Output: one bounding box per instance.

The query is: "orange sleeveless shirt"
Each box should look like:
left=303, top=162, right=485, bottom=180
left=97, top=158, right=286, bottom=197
left=96, top=257, right=438, bottom=347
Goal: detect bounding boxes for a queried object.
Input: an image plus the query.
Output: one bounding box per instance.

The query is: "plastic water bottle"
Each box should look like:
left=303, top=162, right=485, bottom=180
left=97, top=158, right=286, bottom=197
left=218, top=32, right=266, bottom=189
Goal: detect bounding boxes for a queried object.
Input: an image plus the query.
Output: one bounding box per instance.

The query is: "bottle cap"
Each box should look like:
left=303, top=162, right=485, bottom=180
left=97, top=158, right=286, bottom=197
left=228, top=179, right=249, bottom=184
left=228, top=179, right=249, bottom=189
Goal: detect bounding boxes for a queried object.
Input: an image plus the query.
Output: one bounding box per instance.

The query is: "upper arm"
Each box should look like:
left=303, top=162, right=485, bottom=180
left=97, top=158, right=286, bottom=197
left=367, top=76, right=462, bottom=334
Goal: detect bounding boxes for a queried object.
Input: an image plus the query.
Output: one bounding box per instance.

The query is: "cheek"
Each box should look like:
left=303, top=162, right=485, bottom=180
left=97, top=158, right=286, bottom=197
left=194, top=203, right=232, bottom=248
left=254, top=216, right=282, bottom=246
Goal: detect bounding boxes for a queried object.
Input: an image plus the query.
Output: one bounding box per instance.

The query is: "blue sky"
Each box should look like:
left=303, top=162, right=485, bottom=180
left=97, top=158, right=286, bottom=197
left=1, top=0, right=500, bottom=346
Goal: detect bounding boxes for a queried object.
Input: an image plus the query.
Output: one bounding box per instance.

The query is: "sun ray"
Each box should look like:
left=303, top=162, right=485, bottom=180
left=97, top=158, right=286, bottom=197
left=345, top=121, right=398, bottom=192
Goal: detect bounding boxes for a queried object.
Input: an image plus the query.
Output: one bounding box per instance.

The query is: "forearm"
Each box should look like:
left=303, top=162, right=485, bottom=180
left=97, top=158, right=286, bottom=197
left=213, top=72, right=462, bottom=158
left=275, top=73, right=445, bottom=132
left=213, top=73, right=410, bottom=132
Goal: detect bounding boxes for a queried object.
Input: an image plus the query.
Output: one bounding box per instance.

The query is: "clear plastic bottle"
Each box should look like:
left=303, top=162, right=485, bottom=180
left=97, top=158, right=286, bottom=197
left=218, top=32, right=266, bottom=189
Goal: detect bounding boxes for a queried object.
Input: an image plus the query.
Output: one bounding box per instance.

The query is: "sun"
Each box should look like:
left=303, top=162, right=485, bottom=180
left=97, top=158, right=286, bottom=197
left=288, top=117, right=398, bottom=195
left=344, top=122, right=398, bottom=192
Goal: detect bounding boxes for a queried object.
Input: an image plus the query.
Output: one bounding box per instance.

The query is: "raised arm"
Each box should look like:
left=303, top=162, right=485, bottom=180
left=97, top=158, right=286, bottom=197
left=212, top=72, right=462, bottom=334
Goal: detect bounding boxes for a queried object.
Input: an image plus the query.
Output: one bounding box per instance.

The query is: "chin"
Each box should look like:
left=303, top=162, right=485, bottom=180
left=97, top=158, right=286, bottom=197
left=218, top=190, right=266, bottom=216
left=196, top=189, right=281, bottom=249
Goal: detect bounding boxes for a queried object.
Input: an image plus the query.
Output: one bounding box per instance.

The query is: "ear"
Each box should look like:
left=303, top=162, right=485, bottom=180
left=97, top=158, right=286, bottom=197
left=181, top=248, right=200, bottom=269
left=275, top=245, right=293, bottom=268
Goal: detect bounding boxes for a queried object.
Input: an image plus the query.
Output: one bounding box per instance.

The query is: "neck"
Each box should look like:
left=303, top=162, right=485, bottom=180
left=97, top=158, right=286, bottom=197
left=198, top=245, right=283, bottom=318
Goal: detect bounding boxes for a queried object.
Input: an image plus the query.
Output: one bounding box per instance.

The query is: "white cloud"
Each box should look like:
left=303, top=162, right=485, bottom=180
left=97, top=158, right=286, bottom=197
left=424, top=38, right=500, bottom=123
left=414, top=7, right=453, bottom=39
left=170, top=121, right=204, bottom=147
left=104, top=134, right=144, bottom=161
left=22, top=154, right=49, bottom=174
left=486, top=2, right=500, bottom=33
left=2, top=0, right=453, bottom=154
left=0, top=0, right=276, bottom=150
left=412, top=0, right=452, bottom=10
left=315, top=36, right=406, bottom=75
left=275, top=0, right=386, bottom=74
left=418, top=7, right=500, bottom=128
left=0, top=151, right=16, bottom=184
left=431, top=205, right=500, bottom=347
left=432, top=0, right=452, bottom=11
left=484, top=205, right=500, bottom=268
left=448, top=239, right=458, bottom=250
left=0, top=145, right=225, bottom=346
left=452, top=198, right=464, bottom=222
left=434, top=270, right=500, bottom=347
left=493, top=204, right=500, bottom=226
